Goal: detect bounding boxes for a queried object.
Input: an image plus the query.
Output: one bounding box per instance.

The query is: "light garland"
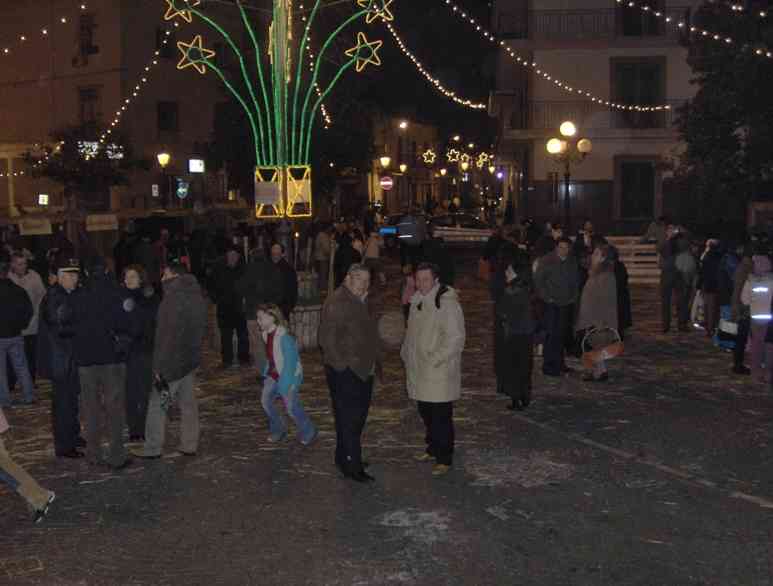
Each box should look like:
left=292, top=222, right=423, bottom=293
left=385, top=22, right=487, bottom=111
left=299, top=4, right=332, bottom=128
left=0, top=3, right=90, bottom=58
left=97, top=26, right=178, bottom=147
left=441, top=0, right=671, bottom=112
left=617, top=0, right=773, bottom=59
left=713, top=1, right=767, bottom=19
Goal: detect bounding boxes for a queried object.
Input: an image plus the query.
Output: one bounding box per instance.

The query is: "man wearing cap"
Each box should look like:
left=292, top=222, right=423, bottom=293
left=319, top=263, right=381, bottom=483
left=37, top=258, right=85, bottom=458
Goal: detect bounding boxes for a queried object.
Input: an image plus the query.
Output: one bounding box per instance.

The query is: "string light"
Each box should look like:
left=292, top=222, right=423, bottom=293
left=97, top=25, right=179, bottom=147
left=0, top=3, right=89, bottom=58
left=617, top=0, right=773, bottom=59
left=299, top=5, right=333, bottom=128
left=715, top=1, right=767, bottom=19
left=441, top=0, right=671, bottom=112
left=385, top=22, right=486, bottom=110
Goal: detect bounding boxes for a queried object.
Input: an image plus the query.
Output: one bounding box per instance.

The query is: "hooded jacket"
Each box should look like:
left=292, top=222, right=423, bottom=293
left=153, top=274, right=207, bottom=382
left=401, top=284, right=466, bottom=403
left=261, top=326, right=303, bottom=395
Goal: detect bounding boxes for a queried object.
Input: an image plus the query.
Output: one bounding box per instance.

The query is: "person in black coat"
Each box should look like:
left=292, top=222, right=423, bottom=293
left=699, top=240, right=723, bottom=337
left=211, top=247, right=249, bottom=368
left=37, top=259, right=84, bottom=458
left=333, top=233, right=363, bottom=289
left=121, top=265, right=160, bottom=442
left=492, top=247, right=535, bottom=411
left=0, top=257, right=34, bottom=408
left=608, top=246, right=633, bottom=340
left=270, top=243, right=299, bottom=319
left=72, top=257, right=138, bottom=469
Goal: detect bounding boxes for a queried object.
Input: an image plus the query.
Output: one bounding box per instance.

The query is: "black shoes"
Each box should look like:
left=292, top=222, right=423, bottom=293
left=75, top=437, right=87, bottom=448
left=56, top=449, right=84, bottom=459
left=128, top=434, right=145, bottom=443
left=733, top=365, right=751, bottom=375
left=347, top=470, right=375, bottom=483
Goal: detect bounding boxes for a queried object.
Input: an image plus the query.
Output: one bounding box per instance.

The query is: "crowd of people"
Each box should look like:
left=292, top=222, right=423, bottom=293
left=4, top=211, right=769, bottom=523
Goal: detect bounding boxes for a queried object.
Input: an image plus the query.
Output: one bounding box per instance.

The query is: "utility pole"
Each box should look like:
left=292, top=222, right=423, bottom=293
left=271, top=0, right=293, bottom=213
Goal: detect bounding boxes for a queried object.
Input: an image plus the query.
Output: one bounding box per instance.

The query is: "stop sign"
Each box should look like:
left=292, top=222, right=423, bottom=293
left=380, top=176, right=394, bottom=191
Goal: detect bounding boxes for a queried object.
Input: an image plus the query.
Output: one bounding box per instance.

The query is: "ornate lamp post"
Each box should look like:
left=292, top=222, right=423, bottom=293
left=546, top=121, right=592, bottom=231
left=157, top=151, right=171, bottom=208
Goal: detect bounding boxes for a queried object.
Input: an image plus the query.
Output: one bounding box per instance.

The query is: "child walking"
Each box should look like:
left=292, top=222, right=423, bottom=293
left=257, top=305, right=317, bottom=444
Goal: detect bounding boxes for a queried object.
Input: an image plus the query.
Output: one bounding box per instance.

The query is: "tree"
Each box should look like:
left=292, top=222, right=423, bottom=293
left=674, top=1, right=773, bottom=230
left=22, top=125, right=147, bottom=211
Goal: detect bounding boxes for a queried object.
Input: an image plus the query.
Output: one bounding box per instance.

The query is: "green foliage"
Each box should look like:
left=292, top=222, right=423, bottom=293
left=22, top=125, right=148, bottom=207
left=675, top=2, right=773, bottom=225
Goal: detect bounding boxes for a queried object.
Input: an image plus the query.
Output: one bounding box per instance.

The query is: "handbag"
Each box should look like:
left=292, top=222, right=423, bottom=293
left=581, top=327, right=624, bottom=369
left=718, top=318, right=738, bottom=336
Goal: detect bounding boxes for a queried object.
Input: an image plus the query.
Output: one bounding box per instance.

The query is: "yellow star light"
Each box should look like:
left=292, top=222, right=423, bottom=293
left=357, top=0, right=395, bottom=24
left=460, top=153, right=472, bottom=165
left=476, top=153, right=489, bottom=169
left=164, top=0, right=201, bottom=23
left=177, top=35, right=216, bottom=75
left=345, top=32, right=383, bottom=73
left=446, top=148, right=461, bottom=163
left=422, top=149, right=437, bottom=165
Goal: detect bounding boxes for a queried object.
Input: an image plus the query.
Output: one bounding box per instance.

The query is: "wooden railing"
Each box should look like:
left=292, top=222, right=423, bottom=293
left=607, top=236, right=660, bottom=285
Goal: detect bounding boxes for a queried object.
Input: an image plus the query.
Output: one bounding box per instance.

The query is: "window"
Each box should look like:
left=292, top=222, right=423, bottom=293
left=157, top=27, right=176, bottom=59
left=612, top=58, right=666, bottom=128
left=78, top=87, right=101, bottom=125
left=619, top=161, right=655, bottom=219
left=157, top=101, right=179, bottom=133
left=79, top=14, right=98, bottom=57
left=618, top=0, right=664, bottom=36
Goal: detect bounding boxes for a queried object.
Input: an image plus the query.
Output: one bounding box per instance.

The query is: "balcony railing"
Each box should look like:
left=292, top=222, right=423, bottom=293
left=497, top=7, right=690, bottom=42
left=508, top=99, right=687, bottom=132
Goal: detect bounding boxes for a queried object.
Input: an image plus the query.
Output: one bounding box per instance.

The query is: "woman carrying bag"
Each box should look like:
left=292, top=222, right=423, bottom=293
left=575, top=243, right=618, bottom=382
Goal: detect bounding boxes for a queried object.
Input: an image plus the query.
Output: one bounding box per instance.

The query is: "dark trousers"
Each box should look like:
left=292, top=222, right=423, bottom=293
left=661, top=272, right=689, bottom=330
left=79, top=364, right=127, bottom=467
left=125, top=350, right=153, bottom=437
left=7, top=335, right=37, bottom=389
left=543, top=303, right=575, bottom=375
left=51, top=374, right=81, bottom=455
left=220, top=319, right=250, bottom=366
left=734, top=317, right=751, bottom=368
left=325, top=366, right=373, bottom=474
left=417, top=401, right=455, bottom=466
left=703, top=292, right=720, bottom=335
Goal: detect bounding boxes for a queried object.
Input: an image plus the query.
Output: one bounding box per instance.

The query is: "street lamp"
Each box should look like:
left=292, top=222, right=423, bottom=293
left=156, top=151, right=171, bottom=207
left=460, top=160, right=470, bottom=172
left=379, top=155, right=391, bottom=169
left=440, top=168, right=447, bottom=176
left=398, top=120, right=409, bottom=130
left=488, top=165, right=496, bottom=175
left=399, top=163, right=408, bottom=173
left=546, top=120, right=592, bottom=231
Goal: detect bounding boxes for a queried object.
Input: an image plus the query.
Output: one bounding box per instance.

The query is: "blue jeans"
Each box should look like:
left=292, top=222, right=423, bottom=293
left=261, top=378, right=316, bottom=443
left=0, top=337, right=35, bottom=406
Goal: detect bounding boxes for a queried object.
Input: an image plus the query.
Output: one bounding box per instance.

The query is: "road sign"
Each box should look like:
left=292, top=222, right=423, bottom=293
left=380, top=176, right=394, bottom=191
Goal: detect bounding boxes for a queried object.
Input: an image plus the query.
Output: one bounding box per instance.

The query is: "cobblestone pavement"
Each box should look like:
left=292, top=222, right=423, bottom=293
left=2, top=258, right=773, bottom=585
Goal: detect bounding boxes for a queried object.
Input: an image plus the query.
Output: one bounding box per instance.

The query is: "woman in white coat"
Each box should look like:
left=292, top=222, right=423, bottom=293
left=401, top=262, right=466, bottom=477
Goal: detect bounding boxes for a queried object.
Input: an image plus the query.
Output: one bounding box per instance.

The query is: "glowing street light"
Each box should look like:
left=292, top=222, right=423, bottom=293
left=379, top=155, right=392, bottom=169
left=156, top=151, right=171, bottom=168
left=399, top=163, right=408, bottom=173
left=546, top=120, right=592, bottom=231
left=398, top=120, right=409, bottom=130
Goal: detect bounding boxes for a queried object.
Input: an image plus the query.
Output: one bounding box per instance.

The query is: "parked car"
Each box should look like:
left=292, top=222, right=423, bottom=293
left=429, top=213, right=490, bottom=245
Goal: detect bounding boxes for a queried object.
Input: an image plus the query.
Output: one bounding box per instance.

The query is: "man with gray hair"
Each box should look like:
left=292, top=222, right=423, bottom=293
left=319, top=263, right=380, bottom=483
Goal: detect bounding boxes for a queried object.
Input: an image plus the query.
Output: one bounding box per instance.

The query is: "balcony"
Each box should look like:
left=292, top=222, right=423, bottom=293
left=497, top=7, right=690, bottom=42
left=507, top=99, right=687, bottom=133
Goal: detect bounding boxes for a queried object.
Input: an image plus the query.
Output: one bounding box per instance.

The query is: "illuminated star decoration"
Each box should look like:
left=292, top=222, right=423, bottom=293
left=422, top=149, right=437, bottom=165
left=446, top=148, right=461, bottom=163
left=476, top=152, right=490, bottom=169
left=177, top=35, right=216, bottom=75
left=345, top=32, right=383, bottom=73
left=357, top=0, right=395, bottom=24
left=459, top=153, right=472, bottom=165
left=164, top=0, right=201, bottom=24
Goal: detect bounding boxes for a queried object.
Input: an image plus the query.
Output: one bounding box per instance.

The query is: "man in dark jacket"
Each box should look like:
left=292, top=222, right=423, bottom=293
left=270, top=243, right=298, bottom=319
left=319, top=264, right=380, bottom=483
left=38, top=259, right=85, bottom=458
left=534, top=238, right=579, bottom=377
left=237, top=248, right=283, bottom=372
left=0, top=257, right=35, bottom=408
left=211, top=247, right=249, bottom=368
left=135, top=261, right=207, bottom=459
left=72, top=258, right=138, bottom=469
left=659, top=225, right=687, bottom=333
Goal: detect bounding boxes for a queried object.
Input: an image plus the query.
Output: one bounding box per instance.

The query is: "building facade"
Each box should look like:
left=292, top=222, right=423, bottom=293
left=0, top=0, right=260, bottom=241
left=491, top=0, right=701, bottom=233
